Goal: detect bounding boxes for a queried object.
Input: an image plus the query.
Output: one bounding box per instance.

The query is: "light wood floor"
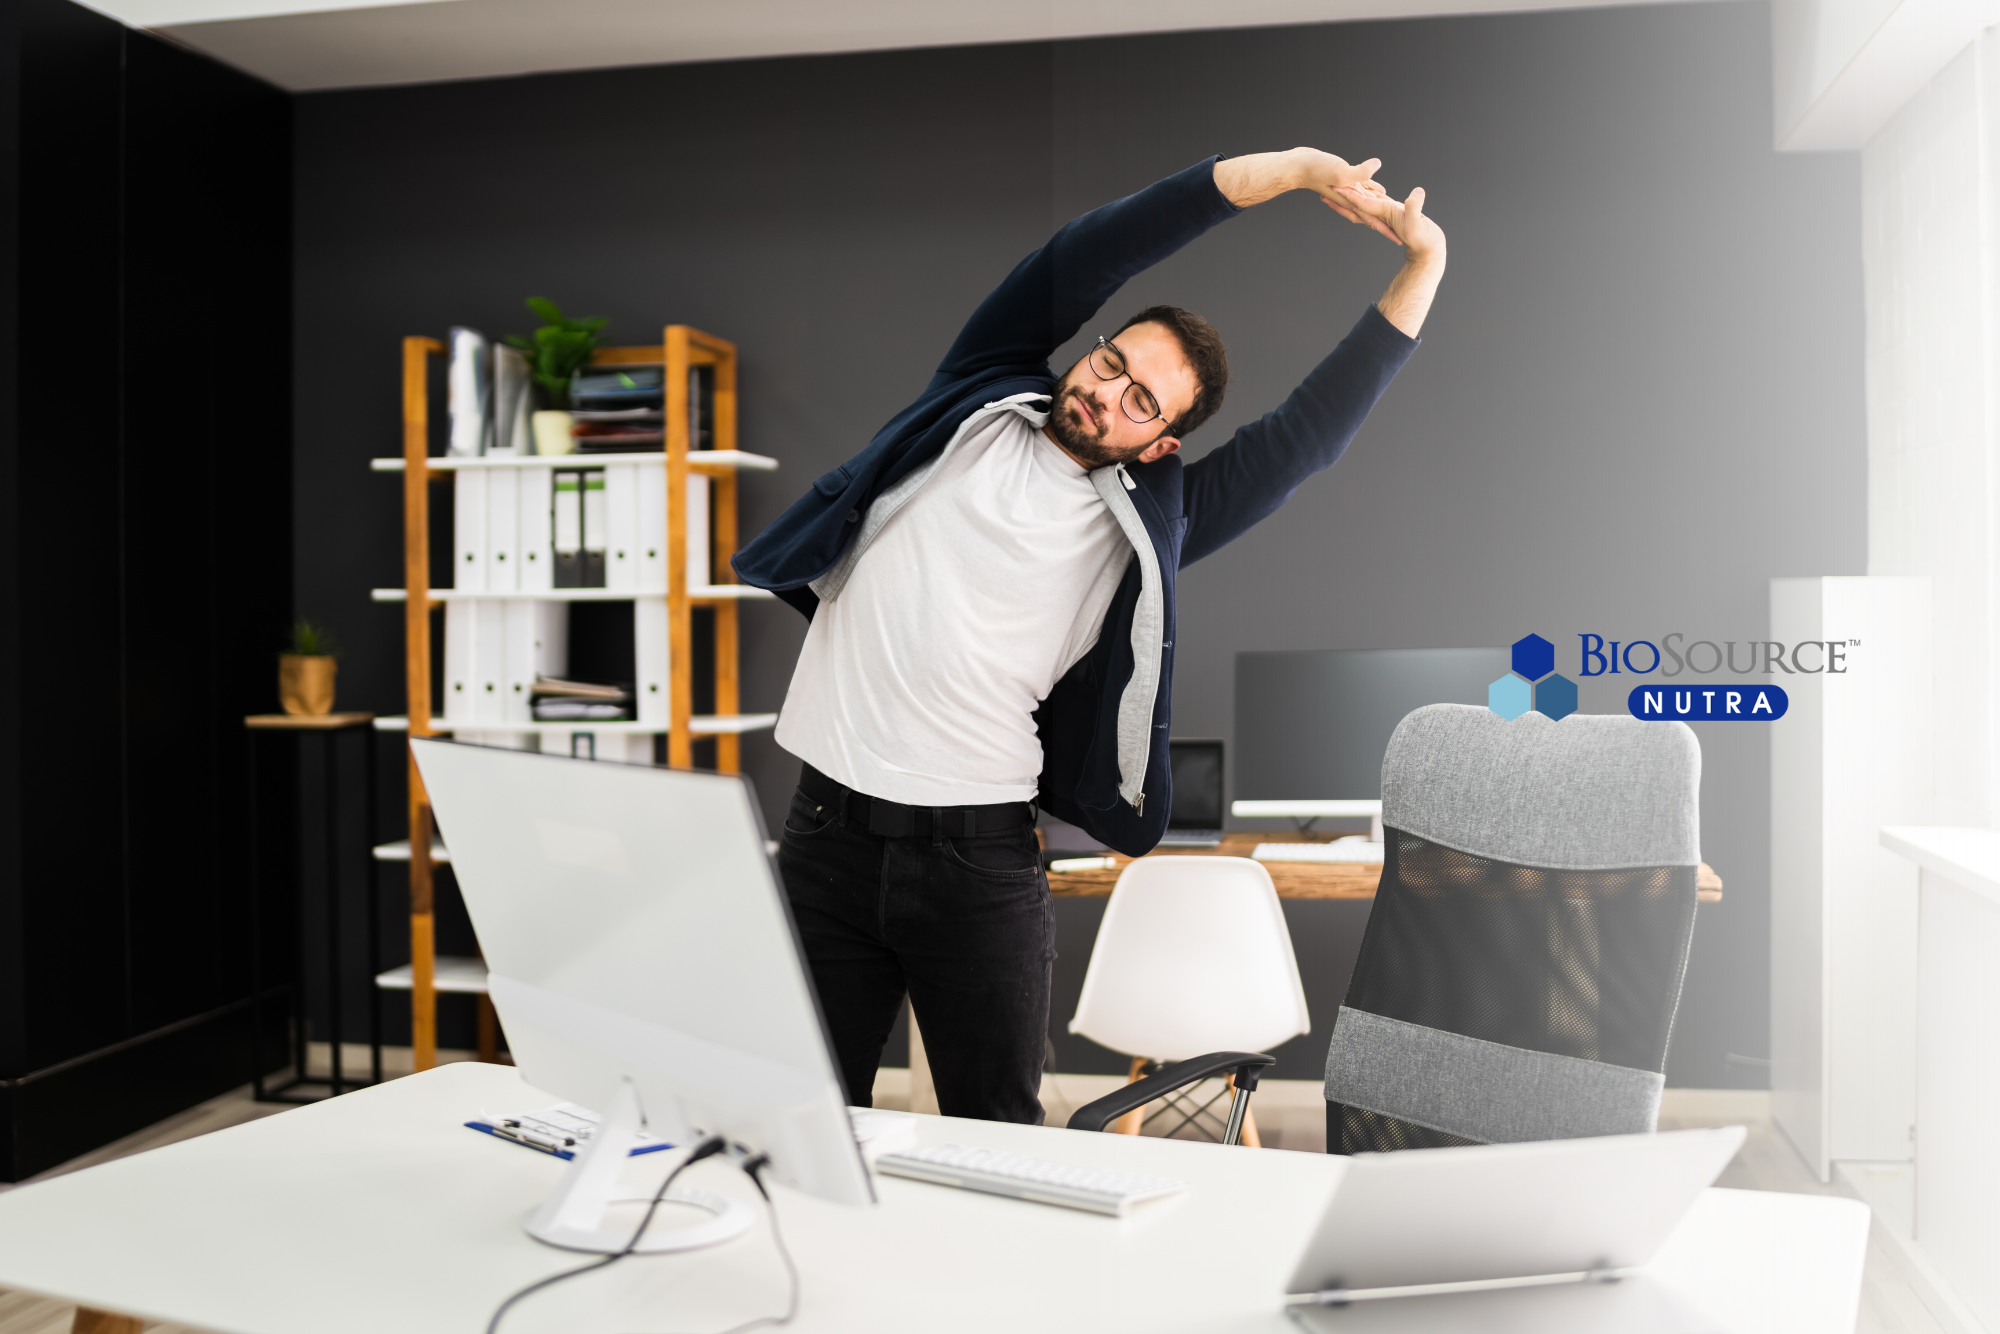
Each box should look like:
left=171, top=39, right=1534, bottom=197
left=0, top=1067, right=1938, bottom=1334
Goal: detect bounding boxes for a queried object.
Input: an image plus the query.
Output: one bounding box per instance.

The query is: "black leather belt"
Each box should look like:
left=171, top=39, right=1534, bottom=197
left=798, top=763, right=1035, bottom=839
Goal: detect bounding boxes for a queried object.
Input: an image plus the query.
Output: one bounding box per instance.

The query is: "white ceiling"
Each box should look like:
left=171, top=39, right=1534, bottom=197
left=78, top=0, right=1705, bottom=92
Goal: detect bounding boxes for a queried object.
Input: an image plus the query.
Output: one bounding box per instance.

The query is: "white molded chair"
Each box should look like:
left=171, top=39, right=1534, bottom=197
left=1066, top=856, right=1309, bottom=1144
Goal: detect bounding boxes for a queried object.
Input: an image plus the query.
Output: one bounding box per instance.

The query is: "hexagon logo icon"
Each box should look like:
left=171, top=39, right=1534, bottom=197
left=1511, top=633, right=1555, bottom=682
left=1534, top=672, right=1578, bottom=721
left=1488, top=673, right=1532, bottom=721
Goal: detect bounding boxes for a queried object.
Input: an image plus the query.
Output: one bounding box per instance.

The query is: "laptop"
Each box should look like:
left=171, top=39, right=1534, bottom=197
left=1156, top=738, right=1225, bottom=847
left=1285, top=1126, right=1745, bottom=1316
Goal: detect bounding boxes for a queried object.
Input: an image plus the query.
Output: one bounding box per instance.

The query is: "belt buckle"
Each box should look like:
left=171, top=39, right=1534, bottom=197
left=867, top=800, right=915, bottom=839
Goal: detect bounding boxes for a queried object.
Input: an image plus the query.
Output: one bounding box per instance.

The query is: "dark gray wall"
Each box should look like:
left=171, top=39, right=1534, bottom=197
left=294, top=1, right=1864, bottom=1088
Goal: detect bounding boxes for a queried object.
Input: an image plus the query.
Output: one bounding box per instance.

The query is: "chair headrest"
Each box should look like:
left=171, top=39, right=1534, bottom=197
left=1381, top=704, right=1700, bottom=870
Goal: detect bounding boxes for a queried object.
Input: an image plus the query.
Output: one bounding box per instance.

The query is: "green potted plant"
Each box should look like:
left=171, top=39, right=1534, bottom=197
left=279, top=619, right=339, bottom=716
left=505, top=297, right=608, bottom=456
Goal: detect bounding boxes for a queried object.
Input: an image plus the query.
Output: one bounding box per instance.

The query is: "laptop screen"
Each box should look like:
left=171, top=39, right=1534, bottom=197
left=1168, top=739, right=1224, bottom=829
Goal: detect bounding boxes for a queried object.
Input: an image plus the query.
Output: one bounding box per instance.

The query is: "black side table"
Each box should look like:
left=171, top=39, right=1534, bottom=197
left=245, top=712, right=379, bottom=1102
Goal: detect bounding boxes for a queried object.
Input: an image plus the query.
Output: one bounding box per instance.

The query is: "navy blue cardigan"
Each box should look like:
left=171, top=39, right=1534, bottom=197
left=733, top=156, right=1418, bottom=855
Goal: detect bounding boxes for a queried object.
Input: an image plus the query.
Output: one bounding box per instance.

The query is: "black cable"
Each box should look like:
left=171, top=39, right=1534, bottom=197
left=485, top=1134, right=728, bottom=1334
left=618, top=1152, right=800, bottom=1334
left=671, top=1152, right=800, bottom=1334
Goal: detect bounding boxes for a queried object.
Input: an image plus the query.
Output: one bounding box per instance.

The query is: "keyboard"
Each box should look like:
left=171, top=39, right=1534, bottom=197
left=1253, top=838, right=1385, bottom=864
left=874, top=1144, right=1187, bottom=1216
left=1156, top=828, right=1223, bottom=847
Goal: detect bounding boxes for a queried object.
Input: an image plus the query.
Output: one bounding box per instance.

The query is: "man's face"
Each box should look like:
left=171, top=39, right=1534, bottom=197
left=1045, top=321, right=1200, bottom=468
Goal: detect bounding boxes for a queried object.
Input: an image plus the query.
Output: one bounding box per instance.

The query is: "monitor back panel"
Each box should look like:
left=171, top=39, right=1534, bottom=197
left=410, top=740, right=837, bottom=1096
left=1234, top=648, right=1509, bottom=801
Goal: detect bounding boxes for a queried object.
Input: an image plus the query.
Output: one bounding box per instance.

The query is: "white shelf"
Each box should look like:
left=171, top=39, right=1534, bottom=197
left=375, top=713, right=778, bottom=737
left=372, top=839, right=449, bottom=864
left=375, top=957, right=488, bottom=994
left=371, top=449, right=777, bottom=472
left=370, top=585, right=776, bottom=603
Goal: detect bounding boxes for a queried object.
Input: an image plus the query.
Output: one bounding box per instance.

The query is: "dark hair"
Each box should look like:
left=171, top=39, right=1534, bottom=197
left=1112, top=304, right=1229, bottom=438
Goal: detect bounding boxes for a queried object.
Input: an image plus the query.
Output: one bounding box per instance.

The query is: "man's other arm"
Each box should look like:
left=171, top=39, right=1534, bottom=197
left=1179, top=184, right=1446, bottom=566
left=932, top=150, right=1384, bottom=383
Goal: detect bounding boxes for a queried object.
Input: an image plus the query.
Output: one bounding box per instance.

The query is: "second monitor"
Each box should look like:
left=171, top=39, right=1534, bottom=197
left=1234, top=648, right=1510, bottom=803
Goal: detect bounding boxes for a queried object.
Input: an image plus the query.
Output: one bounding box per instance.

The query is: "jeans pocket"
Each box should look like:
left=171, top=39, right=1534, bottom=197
left=782, top=789, right=838, bottom=838
left=942, top=827, right=1041, bottom=879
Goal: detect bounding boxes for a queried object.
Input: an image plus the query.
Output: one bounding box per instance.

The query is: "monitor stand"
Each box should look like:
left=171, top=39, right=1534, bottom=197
left=524, top=1079, right=755, bottom=1254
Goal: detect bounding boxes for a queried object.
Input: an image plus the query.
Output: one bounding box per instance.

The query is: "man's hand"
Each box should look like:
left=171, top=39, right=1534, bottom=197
left=1214, top=148, right=1388, bottom=231
left=1331, top=183, right=1448, bottom=338
left=1329, top=183, right=1445, bottom=264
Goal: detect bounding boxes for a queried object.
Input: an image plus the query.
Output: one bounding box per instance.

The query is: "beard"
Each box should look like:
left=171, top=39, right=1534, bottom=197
left=1044, top=382, right=1153, bottom=468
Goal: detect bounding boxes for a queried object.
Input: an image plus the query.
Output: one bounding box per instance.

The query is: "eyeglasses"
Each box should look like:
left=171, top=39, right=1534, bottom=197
left=1087, top=337, right=1167, bottom=426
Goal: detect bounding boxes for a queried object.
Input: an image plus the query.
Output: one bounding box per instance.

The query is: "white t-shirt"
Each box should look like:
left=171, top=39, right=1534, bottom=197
left=775, top=408, right=1131, bottom=805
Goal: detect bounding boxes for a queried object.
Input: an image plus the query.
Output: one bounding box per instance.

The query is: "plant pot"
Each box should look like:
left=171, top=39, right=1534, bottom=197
left=279, top=654, right=337, bottom=716
left=531, top=410, right=575, bottom=456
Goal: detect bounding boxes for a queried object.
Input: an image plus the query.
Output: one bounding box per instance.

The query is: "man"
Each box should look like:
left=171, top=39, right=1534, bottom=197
left=734, top=148, right=1446, bottom=1122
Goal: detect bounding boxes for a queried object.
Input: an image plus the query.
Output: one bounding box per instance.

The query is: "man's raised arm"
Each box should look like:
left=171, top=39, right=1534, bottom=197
left=1177, top=178, right=1447, bottom=565
left=932, top=150, right=1384, bottom=383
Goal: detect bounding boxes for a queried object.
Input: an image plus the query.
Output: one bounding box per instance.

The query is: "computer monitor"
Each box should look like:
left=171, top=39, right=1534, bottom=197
left=411, top=738, right=873, bottom=1254
left=1234, top=648, right=1510, bottom=802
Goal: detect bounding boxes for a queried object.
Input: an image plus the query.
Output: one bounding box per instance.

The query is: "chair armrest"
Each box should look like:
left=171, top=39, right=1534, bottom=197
left=1066, top=1051, right=1277, bottom=1133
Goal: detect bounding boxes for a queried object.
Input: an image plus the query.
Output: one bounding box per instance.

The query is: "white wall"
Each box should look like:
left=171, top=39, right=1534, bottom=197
left=1774, top=0, right=2000, bottom=148
left=1862, top=31, right=2000, bottom=829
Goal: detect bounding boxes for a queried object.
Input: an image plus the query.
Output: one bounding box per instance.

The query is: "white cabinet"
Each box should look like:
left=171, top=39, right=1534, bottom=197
left=1769, top=576, right=1931, bottom=1178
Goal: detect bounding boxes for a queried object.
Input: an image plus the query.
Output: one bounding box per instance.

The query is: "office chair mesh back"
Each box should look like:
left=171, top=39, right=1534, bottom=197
left=1324, top=704, right=1700, bottom=1154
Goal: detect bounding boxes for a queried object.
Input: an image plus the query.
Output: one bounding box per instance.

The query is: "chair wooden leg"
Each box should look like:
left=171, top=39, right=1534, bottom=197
left=1113, top=1056, right=1149, bottom=1135
left=73, top=1308, right=143, bottom=1334
left=476, top=993, right=498, bottom=1063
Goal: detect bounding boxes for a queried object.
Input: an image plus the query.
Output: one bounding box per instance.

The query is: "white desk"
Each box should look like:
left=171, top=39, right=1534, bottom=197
left=0, top=1064, right=1867, bottom=1334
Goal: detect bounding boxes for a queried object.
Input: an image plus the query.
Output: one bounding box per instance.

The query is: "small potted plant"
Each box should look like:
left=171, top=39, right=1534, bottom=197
left=279, top=619, right=339, bottom=716
left=505, top=297, right=608, bottom=456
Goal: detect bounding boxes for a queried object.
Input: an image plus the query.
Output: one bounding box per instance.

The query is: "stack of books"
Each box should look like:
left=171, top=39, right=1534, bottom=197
left=530, top=676, right=635, bottom=722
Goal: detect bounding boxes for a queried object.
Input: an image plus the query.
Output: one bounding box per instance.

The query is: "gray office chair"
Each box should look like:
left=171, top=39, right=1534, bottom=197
left=1324, top=703, right=1701, bottom=1153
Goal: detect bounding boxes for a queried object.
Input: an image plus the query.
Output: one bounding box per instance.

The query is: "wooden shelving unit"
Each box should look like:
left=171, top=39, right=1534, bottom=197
left=383, top=327, right=777, bottom=1070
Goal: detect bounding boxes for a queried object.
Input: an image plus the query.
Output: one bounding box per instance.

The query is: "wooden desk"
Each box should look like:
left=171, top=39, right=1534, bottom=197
left=1047, top=833, right=1725, bottom=903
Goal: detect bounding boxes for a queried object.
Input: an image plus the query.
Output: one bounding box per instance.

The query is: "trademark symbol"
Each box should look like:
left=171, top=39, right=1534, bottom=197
left=1850, top=639, right=1861, bottom=646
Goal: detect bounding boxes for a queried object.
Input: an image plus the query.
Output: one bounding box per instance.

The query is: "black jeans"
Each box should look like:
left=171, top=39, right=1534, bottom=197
left=776, top=783, right=1054, bottom=1124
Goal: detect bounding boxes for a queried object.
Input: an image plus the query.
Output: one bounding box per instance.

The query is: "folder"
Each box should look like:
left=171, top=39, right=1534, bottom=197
left=519, top=466, right=554, bottom=592
left=685, top=472, right=710, bottom=590
left=635, top=596, right=669, bottom=726
left=473, top=601, right=507, bottom=724
left=503, top=601, right=568, bottom=723
left=443, top=601, right=478, bottom=725
left=487, top=469, right=520, bottom=593
left=553, top=471, right=583, bottom=589
left=491, top=344, right=531, bottom=457
left=604, top=464, right=637, bottom=593
left=447, top=327, right=491, bottom=458
left=604, top=734, right=658, bottom=765
left=637, top=460, right=666, bottom=593
left=454, top=471, right=488, bottom=593
left=582, top=470, right=607, bottom=588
